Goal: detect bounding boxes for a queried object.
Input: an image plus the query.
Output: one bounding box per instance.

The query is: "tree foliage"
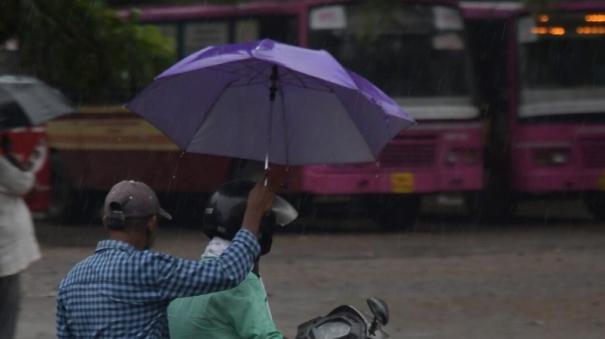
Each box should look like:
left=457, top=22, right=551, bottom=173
left=1, top=0, right=175, bottom=104
left=104, top=0, right=247, bottom=5
left=0, top=1, right=19, bottom=44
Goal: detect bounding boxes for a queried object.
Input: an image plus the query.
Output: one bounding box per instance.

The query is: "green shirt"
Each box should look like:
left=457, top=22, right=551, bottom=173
left=168, top=259, right=283, bottom=339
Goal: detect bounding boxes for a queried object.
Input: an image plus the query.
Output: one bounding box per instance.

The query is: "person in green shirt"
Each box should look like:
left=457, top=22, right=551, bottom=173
left=168, top=180, right=298, bottom=339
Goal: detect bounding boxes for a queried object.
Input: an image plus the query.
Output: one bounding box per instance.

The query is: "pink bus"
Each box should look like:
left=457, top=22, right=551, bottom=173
left=297, top=0, right=484, bottom=227
left=461, top=1, right=605, bottom=219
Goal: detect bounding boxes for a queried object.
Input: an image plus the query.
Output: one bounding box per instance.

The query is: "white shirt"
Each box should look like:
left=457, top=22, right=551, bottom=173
left=201, top=236, right=273, bottom=319
left=0, top=147, right=45, bottom=277
left=202, top=236, right=233, bottom=258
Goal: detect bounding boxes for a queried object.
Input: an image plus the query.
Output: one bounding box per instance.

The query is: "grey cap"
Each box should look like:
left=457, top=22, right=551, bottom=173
left=103, top=180, right=172, bottom=221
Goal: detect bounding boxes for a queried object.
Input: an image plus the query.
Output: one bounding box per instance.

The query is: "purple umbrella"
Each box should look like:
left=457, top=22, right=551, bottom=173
left=126, top=39, right=414, bottom=166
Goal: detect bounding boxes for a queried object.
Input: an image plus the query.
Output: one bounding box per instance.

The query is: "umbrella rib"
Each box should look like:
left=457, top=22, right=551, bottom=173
left=213, top=61, right=256, bottom=76
left=279, top=81, right=333, bottom=94
left=277, top=68, right=306, bottom=88
left=245, top=62, right=274, bottom=85
left=279, top=69, right=333, bottom=93
left=212, top=61, right=271, bottom=86
left=334, top=90, right=379, bottom=160
left=184, top=79, right=238, bottom=152
left=236, top=60, right=264, bottom=79
left=278, top=87, right=290, bottom=166
left=200, top=61, right=333, bottom=94
left=227, top=60, right=334, bottom=93
left=283, top=68, right=335, bottom=92
left=230, top=80, right=270, bottom=88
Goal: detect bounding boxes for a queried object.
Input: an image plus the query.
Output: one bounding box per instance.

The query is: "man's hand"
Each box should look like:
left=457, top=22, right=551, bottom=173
left=242, top=175, right=276, bottom=235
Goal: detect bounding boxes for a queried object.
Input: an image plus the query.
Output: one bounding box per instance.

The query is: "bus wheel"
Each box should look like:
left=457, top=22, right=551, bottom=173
left=584, top=192, right=605, bottom=220
left=468, top=188, right=516, bottom=223
left=466, top=191, right=514, bottom=222
left=47, top=151, right=76, bottom=223
left=371, top=194, right=421, bottom=230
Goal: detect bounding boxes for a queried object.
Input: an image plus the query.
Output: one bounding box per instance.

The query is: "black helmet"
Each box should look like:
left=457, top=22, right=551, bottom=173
left=203, top=180, right=298, bottom=255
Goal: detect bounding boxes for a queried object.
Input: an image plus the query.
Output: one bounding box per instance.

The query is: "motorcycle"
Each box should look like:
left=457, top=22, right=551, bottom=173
left=295, top=297, right=390, bottom=339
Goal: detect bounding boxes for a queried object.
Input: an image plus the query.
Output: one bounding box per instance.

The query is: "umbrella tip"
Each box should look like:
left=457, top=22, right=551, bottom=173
left=256, top=39, right=276, bottom=51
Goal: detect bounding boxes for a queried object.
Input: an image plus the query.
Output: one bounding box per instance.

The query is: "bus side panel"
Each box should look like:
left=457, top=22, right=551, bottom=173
left=57, top=150, right=230, bottom=193
left=47, top=111, right=230, bottom=194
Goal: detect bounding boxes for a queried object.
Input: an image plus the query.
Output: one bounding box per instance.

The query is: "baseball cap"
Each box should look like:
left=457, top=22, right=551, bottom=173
left=103, top=180, right=172, bottom=222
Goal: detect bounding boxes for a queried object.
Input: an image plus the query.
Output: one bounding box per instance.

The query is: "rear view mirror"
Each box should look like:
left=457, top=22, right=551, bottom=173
left=367, top=297, right=389, bottom=326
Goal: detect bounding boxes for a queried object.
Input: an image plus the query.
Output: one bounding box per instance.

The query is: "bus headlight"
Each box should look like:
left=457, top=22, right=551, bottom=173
left=445, top=151, right=458, bottom=165
left=534, top=149, right=570, bottom=166
left=445, top=149, right=479, bottom=166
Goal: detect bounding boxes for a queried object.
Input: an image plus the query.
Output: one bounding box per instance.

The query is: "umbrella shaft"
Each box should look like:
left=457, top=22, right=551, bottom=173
left=269, top=65, right=278, bottom=102
left=265, top=64, right=279, bottom=171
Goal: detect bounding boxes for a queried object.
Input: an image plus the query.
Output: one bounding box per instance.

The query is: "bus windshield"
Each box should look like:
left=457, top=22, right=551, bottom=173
left=145, top=15, right=298, bottom=60
left=518, top=13, right=605, bottom=118
left=308, top=3, right=477, bottom=120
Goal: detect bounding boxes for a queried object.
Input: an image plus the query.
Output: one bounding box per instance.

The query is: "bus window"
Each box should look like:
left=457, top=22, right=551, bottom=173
left=235, top=19, right=260, bottom=42
left=518, top=12, right=605, bottom=119
left=259, top=16, right=298, bottom=44
left=184, top=21, right=229, bottom=55
left=235, top=16, right=299, bottom=44
left=309, top=3, right=476, bottom=120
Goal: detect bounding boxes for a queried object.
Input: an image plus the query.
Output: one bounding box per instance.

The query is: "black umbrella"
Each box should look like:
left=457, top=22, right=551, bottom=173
left=0, top=75, right=74, bottom=131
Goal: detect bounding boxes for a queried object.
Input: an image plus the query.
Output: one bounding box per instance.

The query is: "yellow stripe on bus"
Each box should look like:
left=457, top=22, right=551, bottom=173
left=77, top=106, right=131, bottom=114
left=46, top=118, right=179, bottom=151
left=598, top=172, right=605, bottom=191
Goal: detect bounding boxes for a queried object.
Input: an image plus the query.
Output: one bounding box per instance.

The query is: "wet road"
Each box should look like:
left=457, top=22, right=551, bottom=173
left=16, top=209, right=605, bottom=339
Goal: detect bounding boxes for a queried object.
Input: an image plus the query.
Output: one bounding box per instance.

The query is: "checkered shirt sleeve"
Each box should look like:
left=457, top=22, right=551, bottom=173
left=56, top=229, right=260, bottom=338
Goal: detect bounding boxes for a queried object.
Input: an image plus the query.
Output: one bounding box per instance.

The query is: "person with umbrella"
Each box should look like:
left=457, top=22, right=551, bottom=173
left=0, top=74, right=72, bottom=338
left=0, top=133, right=47, bottom=339
left=56, top=176, right=279, bottom=338
left=122, top=39, right=414, bottom=339
left=168, top=179, right=298, bottom=339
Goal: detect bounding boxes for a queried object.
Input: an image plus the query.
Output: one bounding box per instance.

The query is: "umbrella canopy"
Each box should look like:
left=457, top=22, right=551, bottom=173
left=0, top=75, right=74, bottom=132
left=126, top=39, right=415, bottom=165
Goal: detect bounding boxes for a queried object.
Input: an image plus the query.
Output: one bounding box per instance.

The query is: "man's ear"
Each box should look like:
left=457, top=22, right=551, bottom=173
left=102, top=215, right=109, bottom=230
left=147, top=215, right=158, bottom=230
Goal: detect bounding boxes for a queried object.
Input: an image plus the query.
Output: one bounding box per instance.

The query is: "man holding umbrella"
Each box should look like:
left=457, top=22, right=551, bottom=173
left=56, top=176, right=279, bottom=338
left=112, top=39, right=413, bottom=339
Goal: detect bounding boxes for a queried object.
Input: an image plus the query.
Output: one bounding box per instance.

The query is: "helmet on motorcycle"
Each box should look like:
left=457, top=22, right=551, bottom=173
left=203, top=180, right=298, bottom=255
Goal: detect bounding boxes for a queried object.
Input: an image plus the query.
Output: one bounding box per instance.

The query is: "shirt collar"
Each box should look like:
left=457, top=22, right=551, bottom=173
left=95, top=239, right=138, bottom=254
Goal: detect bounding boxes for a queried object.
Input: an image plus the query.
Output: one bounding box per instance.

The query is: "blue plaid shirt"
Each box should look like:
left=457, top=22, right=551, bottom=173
left=56, top=229, right=260, bottom=339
